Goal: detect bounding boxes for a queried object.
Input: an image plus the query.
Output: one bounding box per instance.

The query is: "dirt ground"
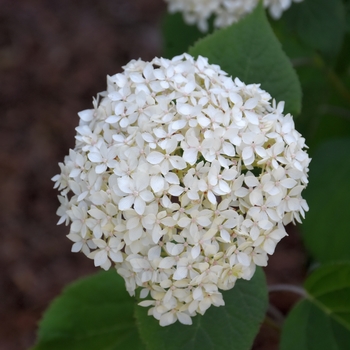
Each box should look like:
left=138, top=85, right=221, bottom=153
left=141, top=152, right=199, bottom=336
left=0, top=1, right=307, bottom=349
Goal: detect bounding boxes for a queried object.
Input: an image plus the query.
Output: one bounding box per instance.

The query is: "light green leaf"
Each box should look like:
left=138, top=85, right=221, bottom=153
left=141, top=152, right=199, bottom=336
left=32, top=271, right=145, bottom=350
left=135, top=267, right=267, bottom=350
left=301, top=138, right=350, bottom=263
left=280, top=262, right=350, bottom=350
left=283, top=0, right=346, bottom=59
left=189, top=2, right=301, bottom=115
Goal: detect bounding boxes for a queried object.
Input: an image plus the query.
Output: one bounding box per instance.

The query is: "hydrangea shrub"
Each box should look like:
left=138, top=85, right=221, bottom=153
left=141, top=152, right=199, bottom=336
left=165, top=0, right=304, bottom=31
left=52, top=53, right=310, bottom=326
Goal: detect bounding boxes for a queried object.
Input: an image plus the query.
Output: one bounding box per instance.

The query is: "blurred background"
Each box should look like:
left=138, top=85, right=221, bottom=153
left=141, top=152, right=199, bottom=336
left=0, top=1, right=306, bottom=349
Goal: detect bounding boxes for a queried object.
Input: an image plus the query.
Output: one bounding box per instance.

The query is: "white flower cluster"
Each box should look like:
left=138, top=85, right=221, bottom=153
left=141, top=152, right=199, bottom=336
left=165, top=0, right=304, bottom=31
left=53, top=53, right=310, bottom=326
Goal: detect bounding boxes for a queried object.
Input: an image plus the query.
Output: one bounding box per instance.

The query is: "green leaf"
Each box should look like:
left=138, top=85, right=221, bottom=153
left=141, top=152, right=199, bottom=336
left=280, top=262, right=350, bottom=350
left=280, top=300, right=350, bottom=350
left=346, top=1, right=350, bottom=33
left=283, top=0, right=346, bottom=59
left=301, top=138, right=350, bottom=263
left=305, top=262, right=350, bottom=331
left=32, top=271, right=145, bottom=350
left=135, top=267, right=268, bottom=350
left=162, top=12, right=210, bottom=59
left=189, top=2, right=302, bottom=115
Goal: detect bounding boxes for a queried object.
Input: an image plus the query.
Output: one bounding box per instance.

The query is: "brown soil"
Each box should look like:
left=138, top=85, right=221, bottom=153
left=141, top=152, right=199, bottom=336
left=0, top=1, right=307, bottom=349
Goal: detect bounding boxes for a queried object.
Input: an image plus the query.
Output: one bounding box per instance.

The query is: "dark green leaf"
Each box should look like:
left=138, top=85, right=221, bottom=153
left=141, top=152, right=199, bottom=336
left=281, top=262, right=350, bottom=349
left=189, top=2, right=302, bottom=115
left=135, top=267, right=267, bottom=350
left=162, top=12, right=210, bottom=59
left=301, top=138, right=350, bottom=263
left=32, top=271, right=144, bottom=350
left=280, top=299, right=350, bottom=350
left=283, top=0, right=346, bottom=59
left=305, top=262, right=350, bottom=331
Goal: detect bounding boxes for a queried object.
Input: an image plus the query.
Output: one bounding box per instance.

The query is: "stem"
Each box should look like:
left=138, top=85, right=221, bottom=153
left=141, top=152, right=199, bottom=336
left=268, top=284, right=307, bottom=297
left=263, top=314, right=282, bottom=332
left=267, top=303, right=285, bottom=326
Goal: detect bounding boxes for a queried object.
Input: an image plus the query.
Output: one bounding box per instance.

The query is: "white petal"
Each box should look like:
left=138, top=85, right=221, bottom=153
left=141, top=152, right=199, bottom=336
left=222, top=142, right=235, bottom=156
left=129, top=226, right=143, bottom=241
left=244, top=110, right=259, bottom=125
left=196, top=216, right=211, bottom=227
left=71, top=241, right=83, bottom=253
left=168, top=185, right=184, bottom=196
left=140, top=190, right=154, bottom=202
left=183, top=149, right=198, bottom=165
left=169, top=156, right=186, bottom=170
left=263, top=238, right=276, bottom=255
left=159, top=257, right=176, bottom=269
left=242, top=146, right=254, bottom=162
left=191, top=245, right=201, bottom=259
left=109, top=251, right=123, bottom=262
left=237, top=252, right=250, bottom=266
left=126, top=217, right=140, bottom=230
left=250, top=190, right=263, bottom=206
left=88, top=152, right=102, bottom=163
left=134, top=197, right=146, bottom=215
left=147, top=151, right=165, bottom=164
left=177, top=312, right=192, bottom=325
left=218, top=179, right=231, bottom=193
left=160, top=312, right=176, bottom=327
left=165, top=172, right=179, bottom=184
left=150, top=175, right=165, bottom=193
left=220, top=229, right=231, bottom=242
left=281, top=178, right=297, bottom=188
left=95, top=164, right=107, bottom=174
left=78, top=109, right=94, bottom=122
left=94, top=250, right=108, bottom=266
left=118, top=195, right=134, bottom=211
left=148, top=246, right=161, bottom=260
left=173, top=267, right=188, bottom=280
left=178, top=217, right=191, bottom=227
left=207, top=190, right=217, bottom=204
left=171, top=119, right=187, bottom=130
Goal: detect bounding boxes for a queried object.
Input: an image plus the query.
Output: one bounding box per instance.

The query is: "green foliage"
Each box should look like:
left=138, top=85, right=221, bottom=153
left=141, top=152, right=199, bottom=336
left=346, top=1, right=350, bottom=32
left=31, top=271, right=144, bottom=350
left=301, top=138, right=350, bottom=263
left=270, top=13, right=350, bottom=153
left=280, top=262, right=350, bottom=349
left=32, top=269, right=267, bottom=350
left=280, top=300, right=350, bottom=350
left=162, top=13, right=210, bottom=58
left=135, top=268, right=267, bottom=350
left=283, top=0, right=346, bottom=60
left=305, top=262, right=350, bottom=330
left=189, top=2, right=302, bottom=115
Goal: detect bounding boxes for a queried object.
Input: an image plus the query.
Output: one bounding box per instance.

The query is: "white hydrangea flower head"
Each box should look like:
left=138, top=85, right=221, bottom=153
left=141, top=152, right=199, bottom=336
left=53, top=53, right=310, bottom=326
left=165, top=0, right=304, bottom=31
